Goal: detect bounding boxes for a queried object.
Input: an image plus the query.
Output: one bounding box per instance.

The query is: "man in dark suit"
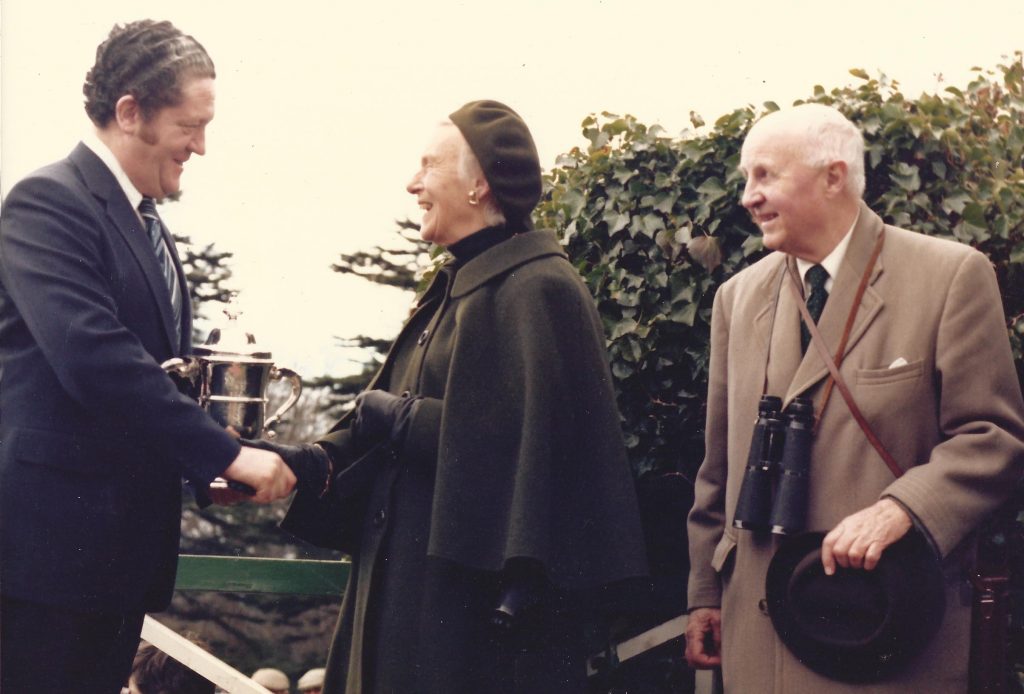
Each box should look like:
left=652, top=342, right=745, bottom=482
left=0, top=20, right=295, bottom=693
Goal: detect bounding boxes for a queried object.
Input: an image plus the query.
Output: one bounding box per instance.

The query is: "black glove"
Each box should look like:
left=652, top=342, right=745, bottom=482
left=240, top=438, right=331, bottom=496
left=351, top=390, right=421, bottom=454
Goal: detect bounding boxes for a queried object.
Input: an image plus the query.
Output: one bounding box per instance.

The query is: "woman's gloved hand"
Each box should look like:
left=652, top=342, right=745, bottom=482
left=351, top=390, right=421, bottom=454
left=240, top=438, right=332, bottom=497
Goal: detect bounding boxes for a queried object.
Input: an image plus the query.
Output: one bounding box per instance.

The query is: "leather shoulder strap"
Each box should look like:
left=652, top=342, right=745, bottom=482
left=787, top=229, right=903, bottom=479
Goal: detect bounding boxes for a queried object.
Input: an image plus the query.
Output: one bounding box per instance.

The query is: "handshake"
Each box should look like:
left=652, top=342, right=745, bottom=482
left=209, top=389, right=420, bottom=505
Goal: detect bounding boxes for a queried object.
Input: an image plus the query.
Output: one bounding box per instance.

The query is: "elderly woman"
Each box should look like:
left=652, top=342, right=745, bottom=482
left=248, top=101, right=647, bottom=693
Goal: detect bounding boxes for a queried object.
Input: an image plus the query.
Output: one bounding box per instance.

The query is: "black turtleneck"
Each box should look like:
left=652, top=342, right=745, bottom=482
left=447, top=225, right=515, bottom=266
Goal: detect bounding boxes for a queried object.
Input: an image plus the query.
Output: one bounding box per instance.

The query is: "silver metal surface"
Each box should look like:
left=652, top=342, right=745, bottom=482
left=162, top=309, right=302, bottom=439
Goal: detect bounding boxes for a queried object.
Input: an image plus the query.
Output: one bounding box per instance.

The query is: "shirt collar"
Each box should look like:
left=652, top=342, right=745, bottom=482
left=796, top=209, right=859, bottom=293
left=81, top=130, right=144, bottom=218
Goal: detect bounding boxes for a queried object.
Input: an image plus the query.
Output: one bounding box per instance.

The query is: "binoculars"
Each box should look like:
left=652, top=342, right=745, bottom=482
left=733, top=395, right=815, bottom=535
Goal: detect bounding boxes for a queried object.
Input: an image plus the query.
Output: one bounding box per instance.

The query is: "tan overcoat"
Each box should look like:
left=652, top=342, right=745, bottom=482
left=687, top=203, right=1024, bottom=693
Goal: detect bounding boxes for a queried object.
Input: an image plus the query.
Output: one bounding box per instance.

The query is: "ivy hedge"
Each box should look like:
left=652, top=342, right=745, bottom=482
left=535, top=54, right=1024, bottom=483
left=532, top=54, right=1024, bottom=690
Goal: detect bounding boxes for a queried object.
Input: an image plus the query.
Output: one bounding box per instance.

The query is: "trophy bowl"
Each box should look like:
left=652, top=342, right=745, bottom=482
left=162, top=309, right=302, bottom=440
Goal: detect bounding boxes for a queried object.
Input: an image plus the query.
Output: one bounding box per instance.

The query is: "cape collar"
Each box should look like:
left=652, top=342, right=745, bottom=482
left=447, top=230, right=567, bottom=299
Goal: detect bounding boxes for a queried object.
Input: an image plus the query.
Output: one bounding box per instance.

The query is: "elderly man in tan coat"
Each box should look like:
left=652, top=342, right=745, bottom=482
left=685, top=103, right=1024, bottom=692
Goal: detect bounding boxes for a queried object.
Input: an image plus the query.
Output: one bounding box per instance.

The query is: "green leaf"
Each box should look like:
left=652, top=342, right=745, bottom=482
left=641, top=214, right=666, bottom=238
left=613, top=167, right=634, bottom=184
left=942, top=192, right=971, bottom=215
left=655, top=229, right=678, bottom=259
left=669, top=303, right=698, bottom=326
left=962, top=202, right=987, bottom=228
left=696, top=177, right=728, bottom=203
left=560, top=189, right=586, bottom=218
left=610, top=317, right=638, bottom=340
left=849, top=68, right=871, bottom=80
left=891, top=163, right=920, bottom=192
left=741, top=234, right=764, bottom=257
left=603, top=210, right=629, bottom=234
left=653, top=191, right=678, bottom=215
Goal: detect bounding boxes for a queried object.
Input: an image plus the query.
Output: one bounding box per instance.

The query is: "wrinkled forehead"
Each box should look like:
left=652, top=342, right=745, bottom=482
left=739, top=122, right=810, bottom=172
left=422, top=121, right=465, bottom=161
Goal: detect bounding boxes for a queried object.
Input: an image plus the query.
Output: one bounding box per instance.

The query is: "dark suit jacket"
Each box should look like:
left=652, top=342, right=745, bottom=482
left=0, top=143, right=240, bottom=613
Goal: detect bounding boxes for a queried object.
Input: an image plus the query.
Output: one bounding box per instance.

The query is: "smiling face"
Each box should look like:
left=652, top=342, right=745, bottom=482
left=406, top=123, right=488, bottom=247
left=739, top=127, right=834, bottom=261
left=119, top=76, right=215, bottom=199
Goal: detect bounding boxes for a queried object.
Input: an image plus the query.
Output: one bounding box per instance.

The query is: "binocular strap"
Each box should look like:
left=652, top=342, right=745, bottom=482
left=785, top=228, right=902, bottom=480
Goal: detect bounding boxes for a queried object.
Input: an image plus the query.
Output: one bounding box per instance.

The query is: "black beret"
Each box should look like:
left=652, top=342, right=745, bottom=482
left=449, top=100, right=542, bottom=228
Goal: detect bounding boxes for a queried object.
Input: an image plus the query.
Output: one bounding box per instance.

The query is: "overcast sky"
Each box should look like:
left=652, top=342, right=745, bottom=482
left=3, top=0, right=1022, bottom=378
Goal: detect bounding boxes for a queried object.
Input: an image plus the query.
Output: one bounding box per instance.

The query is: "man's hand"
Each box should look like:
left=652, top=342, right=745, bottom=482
left=821, top=498, right=912, bottom=575
left=218, top=445, right=296, bottom=504
left=684, top=607, right=722, bottom=669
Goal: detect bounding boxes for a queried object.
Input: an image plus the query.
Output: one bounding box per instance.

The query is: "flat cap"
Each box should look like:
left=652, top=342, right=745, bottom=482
left=251, top=667, right=290, bottom=691
left=297, top=667, right=325, bottom=690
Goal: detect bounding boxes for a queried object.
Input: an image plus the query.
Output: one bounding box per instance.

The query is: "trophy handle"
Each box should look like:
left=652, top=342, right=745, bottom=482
left=264, top=366, right=303, bottom=438
left=161, top=357, right=201, bottom=395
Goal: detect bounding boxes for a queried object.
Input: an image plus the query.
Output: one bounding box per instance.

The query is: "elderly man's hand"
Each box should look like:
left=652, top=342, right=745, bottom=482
left=220, top=445, right=297, bottom=504
left=684, top=607, right=722, bottom=669
left=821, top=498, right=912, bottom=575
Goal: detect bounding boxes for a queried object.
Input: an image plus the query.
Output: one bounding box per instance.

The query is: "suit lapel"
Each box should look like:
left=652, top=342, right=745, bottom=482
left=70, top=143, right=181, bottom=355
left=783, top=203, right=886, bottom=403
left=762, top=259, right=805, bottom=398
left=749, top=259, right=802, bottom=398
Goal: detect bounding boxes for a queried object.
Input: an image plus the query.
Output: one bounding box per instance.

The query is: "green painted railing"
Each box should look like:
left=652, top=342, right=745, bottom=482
left=175, top=555, right=350, bottom=595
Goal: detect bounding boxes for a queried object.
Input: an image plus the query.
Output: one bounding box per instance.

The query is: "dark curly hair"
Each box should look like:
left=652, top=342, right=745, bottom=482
left=83, top=19, right=215, bottom=127
left=130, top=638, right=215, bottom=694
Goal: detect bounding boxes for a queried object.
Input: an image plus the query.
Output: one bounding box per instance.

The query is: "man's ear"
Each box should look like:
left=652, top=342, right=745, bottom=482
left=114, top=94, right=142, bottom=134
left=824, top=160, right=848, bottom=196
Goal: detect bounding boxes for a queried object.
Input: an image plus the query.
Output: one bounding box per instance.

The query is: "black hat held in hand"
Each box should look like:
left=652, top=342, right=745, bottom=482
left=765, top=529, right=945, bottom=683
left=449, top=100, right=542, bottom=229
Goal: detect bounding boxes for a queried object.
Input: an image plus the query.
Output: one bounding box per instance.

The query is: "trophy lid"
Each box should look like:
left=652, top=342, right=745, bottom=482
left=193, top=307, right=273, bottom=360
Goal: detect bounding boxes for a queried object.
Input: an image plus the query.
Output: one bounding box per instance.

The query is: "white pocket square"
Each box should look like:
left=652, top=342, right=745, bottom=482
left=888, top=357, right=909, bottom=369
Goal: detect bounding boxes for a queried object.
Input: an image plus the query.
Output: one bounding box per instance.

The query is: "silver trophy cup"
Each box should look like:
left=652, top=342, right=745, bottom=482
left=162, top=309, right=302, bottom=440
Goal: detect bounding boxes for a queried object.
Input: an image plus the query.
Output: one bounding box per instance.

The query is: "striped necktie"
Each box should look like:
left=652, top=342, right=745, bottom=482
left=800, top=264, right=829, bottom=353
left=138, top=197, right=183, bottom=346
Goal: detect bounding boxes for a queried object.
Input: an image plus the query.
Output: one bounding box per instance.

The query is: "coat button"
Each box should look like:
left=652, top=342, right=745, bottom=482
left=373, top=508, right=387, bottom=528
left=417, top=329, right=429, bottom=346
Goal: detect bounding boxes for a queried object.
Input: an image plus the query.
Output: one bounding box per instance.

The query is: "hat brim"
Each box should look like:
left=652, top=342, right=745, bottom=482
left=765, top=530, right=945, bottom=682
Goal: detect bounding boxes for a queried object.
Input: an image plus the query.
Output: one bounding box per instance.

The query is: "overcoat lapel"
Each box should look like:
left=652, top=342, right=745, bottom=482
left=761, top=262, right=804, bottom=398
left=781, top=203, right=886, bottom=404
left=70, top=143, right=181, bottom=355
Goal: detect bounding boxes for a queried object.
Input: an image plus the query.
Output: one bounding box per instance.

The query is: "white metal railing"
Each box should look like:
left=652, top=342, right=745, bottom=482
left=140, top=616, right=274, bottom=694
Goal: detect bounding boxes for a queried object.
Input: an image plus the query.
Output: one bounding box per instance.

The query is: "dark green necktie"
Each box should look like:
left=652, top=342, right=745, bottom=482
left=800, top=264, right=829, bottom=353
left=139, top=197, right=182, bottom=346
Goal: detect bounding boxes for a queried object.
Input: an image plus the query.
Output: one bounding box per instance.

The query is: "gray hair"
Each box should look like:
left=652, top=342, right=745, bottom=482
left=749, top=103, right=866, bottom=197
left=444, top=121, right=506, bottom=226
